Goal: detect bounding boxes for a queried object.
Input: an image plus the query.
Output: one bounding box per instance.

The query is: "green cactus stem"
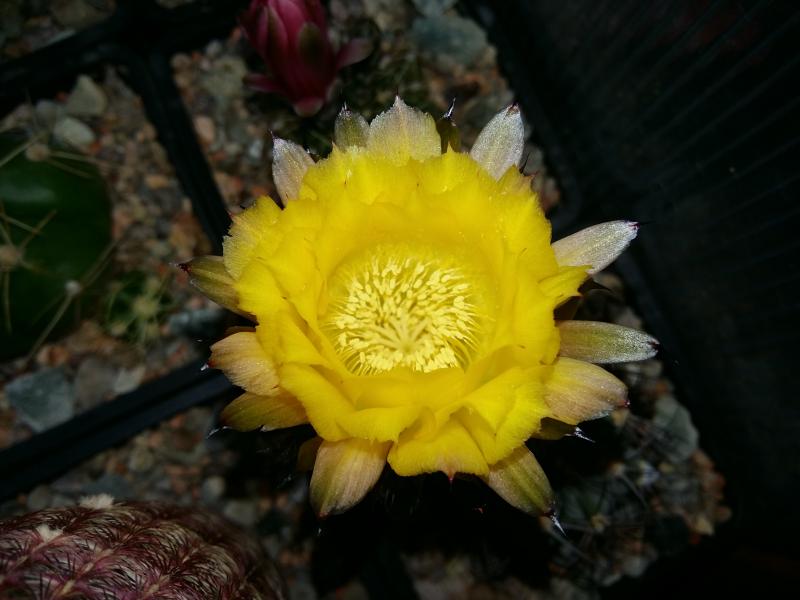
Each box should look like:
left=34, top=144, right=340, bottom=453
left=0, top=131, right=112, bottom=360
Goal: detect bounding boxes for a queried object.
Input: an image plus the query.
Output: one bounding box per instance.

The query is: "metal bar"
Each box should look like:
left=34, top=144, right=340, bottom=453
left=135, top=50, right=231, bottom=252
left=0, top=362, right=237, bottom=501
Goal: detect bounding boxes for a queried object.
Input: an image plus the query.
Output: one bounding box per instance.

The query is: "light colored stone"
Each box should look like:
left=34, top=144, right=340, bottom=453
left=7, top=368, right=75, bottom=432
left=411, top=0, right=456, bottom=17
left=201, top=475, right=226, bottom=503
left=199, top=56, right=247, bottom=104
left=362, top=0, right=410, bottom=31
left=74, top=356, right=116, bottom=410
left=53, top=116, right=95, bottom=149
left=50, top=0, right=107, bottom=28
left=128, top=445, right=155, bottom=473
left=27, top=485, right=53, bottom=512
left=112, top=364, right=145, bottom=395
left=410, top=15, right=488, bottom=70
left=194, top=115, right=216, bottom=145
left=34, top=100, right=63, bottom=128
left=65, top=75, right=108, bottom=117
left=223, top=499, right=259, bottom=527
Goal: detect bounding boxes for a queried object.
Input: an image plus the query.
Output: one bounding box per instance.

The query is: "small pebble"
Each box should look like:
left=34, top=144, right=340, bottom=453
left=50, top=0, right=108, bottom=28
left=27, top=485, right=53, bottom=512
left=112, top=365, right=145, bottom=396
left=6, top=368, right=75, bottom=433
left=194, top=115, right=216, bottom=145
left=34, top=100, right=63, bottom=127
left=64, top=75, right=107, bottom=117
left=201, top=475, right=226, bottom=503
left=410, top=14, right=489, bottom=70
left=411, top=0, right=457, bottom=17
left=128, top=445, right=155, bottom=473
left=53, top=116, right=95, bottom=148
left=74, top=356, right=117, bottom=411
left=223, top=499, right=259, bottom=527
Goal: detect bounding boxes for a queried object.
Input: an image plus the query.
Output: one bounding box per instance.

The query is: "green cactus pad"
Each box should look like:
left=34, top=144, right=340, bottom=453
left=0, top=131, right=112, bottom=360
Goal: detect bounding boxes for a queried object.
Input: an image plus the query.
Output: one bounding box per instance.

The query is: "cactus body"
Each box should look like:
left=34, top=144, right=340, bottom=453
left=0, top=498, right=286, bottom=599
left=0, top=132, right=112, bottom=359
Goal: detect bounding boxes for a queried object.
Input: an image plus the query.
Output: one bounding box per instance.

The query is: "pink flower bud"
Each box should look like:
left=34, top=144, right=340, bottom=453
left=240, top=0, right=371, bottom=117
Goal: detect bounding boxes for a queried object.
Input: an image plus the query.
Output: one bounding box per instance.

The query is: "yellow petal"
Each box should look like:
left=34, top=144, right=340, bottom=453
left=367, top=96, right=440, bottom=164
left=552, top=221, right=638, bottom=274
left=223, top=196, right=282, bottom=279
left=510, top=274, right=561, bottom=361
left=342, top=366, right=463, bottom=411
left=388, top=418, right=488, bottom=477
left=310, top=438, right=389, bottom=517
left=274, top=317, right=328, bottom=367
left=417, top=147, right=484, bottom=196
left=235, top=258, right=285, bottom=318
left=339, top=405, right=422, bottom=442
left=459, top=370, right=549, bottom=464
left=210, top=331, right=279, bottom=396
left=270, top=232, right=321, bottom=300
left=279, top=363, right=353, bottom=440
left=334, top=106, right=369, bottom=148
left=460, top=367, right=529, bottom=430
left=181, top=255, right=248, bottom=317
left=544, top=357, right=627, bottom=424
left=220, top=391, right=307, bottom=431
left=482, top=446, right=553, bottom=514
left=538, top=265, right=588, bottom=305
left=469, top=104, right=524, bottom=180
left=558, top=321, right=658, bottom=363
left=273, top=137, right=314, bottom=203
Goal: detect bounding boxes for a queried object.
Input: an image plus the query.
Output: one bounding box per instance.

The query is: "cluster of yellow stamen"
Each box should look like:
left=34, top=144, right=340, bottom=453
left=323, top=244, right=480, bottom=375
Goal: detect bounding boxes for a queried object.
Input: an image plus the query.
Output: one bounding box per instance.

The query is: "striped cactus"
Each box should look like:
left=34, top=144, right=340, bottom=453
left=0, top=496, right=286, bottom=599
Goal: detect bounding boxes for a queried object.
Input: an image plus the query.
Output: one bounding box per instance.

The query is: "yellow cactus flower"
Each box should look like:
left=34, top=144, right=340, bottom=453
left=185, top=98, right=657, bottom=518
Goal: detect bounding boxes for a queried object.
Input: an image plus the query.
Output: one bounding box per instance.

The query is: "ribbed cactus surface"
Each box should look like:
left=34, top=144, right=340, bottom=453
left=0, top=497, right=286, bottom=599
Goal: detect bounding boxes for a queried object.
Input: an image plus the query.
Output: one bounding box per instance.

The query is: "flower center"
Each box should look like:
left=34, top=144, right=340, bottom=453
left=323, top=244, right=481, bottom=375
